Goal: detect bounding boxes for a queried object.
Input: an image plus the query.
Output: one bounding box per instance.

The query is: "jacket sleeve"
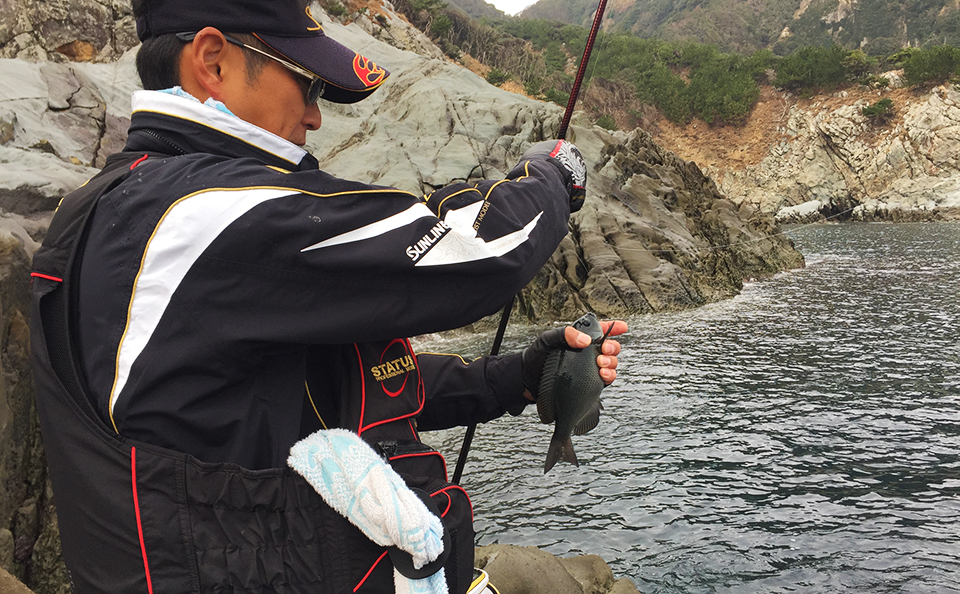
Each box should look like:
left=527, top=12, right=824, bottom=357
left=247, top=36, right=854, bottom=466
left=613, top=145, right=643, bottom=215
left=414, top=352, right=529, bottom=431
left=173, top=153, right=574, bottom=344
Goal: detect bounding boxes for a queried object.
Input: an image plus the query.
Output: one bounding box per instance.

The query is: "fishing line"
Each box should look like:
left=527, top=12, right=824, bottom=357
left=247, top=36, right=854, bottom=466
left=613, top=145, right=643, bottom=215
left=578, top=24, right=608, bottom=123
left=453, top=0, right=612, bottom=485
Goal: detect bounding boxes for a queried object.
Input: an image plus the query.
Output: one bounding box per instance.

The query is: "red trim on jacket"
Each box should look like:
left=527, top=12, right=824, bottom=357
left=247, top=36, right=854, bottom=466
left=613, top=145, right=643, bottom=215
left=31, top=272, right=63, bottom=282
left=432, top=485, right=473, bottom=521
left=435, top=489, right=453, bottom=517
left=130, top=447, right=155, bottom=594
left=354, top=550, right=389, bottom=592
left=354, top=344, right=368, bottom=435
left=407, top=418, right=417, bottom=438
left=130, top=154, right=149, bottom=169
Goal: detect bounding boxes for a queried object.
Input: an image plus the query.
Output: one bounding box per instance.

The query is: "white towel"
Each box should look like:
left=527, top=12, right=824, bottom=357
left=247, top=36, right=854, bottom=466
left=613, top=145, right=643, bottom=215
left=288, top=429, right=448, bottom=594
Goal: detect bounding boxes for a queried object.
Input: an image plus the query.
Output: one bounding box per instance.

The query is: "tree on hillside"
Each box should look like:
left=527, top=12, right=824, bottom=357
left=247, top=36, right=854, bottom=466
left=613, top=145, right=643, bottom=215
left=862, top=97, right=894, bottom=123
left=687, top=54, right=762, bottom=124
left=843, top=50, right=879, bottom=81
left=899, top=45, right=960, bottom=85
left=773, top=45, right=848, bottom=92
left=638, top=62, right=691, bottom=122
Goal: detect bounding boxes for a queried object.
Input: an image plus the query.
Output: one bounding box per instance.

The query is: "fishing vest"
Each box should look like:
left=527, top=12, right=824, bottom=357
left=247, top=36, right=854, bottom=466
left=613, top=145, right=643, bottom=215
left=30, top=152, right=473, bottom=594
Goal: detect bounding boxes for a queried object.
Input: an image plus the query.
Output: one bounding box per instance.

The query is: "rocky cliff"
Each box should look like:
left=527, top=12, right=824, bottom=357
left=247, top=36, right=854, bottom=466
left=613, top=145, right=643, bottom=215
left=0, top=1, right=802, bottom=592
left=654, top=84, right=960, bottom=224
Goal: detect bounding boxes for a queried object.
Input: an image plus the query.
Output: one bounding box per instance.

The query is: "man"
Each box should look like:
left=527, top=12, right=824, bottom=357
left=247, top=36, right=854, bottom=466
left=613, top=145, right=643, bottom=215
left=29, top=0, right=625, bottom=592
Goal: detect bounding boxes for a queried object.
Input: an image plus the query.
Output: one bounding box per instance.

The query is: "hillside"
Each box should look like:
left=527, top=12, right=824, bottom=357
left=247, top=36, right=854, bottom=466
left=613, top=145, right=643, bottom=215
left=519, top=0, right=960, bottom=54
left=447, top=0, right=507, bottom=19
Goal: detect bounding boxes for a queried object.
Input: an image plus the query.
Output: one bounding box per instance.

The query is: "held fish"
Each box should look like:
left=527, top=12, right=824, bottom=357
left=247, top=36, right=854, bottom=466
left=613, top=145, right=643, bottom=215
left=537, top=312, right=614, bottom=473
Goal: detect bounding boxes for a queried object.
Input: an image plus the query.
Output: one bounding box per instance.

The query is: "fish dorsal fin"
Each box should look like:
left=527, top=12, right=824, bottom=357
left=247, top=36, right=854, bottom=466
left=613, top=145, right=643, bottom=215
left=573, top=400, right=602, bottom=436
left=536, top=350, right=562, bottom=424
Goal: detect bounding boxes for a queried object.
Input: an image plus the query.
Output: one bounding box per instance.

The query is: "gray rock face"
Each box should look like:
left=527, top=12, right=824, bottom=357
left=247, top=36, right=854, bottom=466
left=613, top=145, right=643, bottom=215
left=714, top=86, right=960, bottom=223
left=0, top=214, right=60, bottom=591
left=0, top=2, right=802, bottom=592
left=0, top=49, right=136, bottom=172
left=0, top=0, right=137, bottom=62
left=524, top=127, right=803, bottom=320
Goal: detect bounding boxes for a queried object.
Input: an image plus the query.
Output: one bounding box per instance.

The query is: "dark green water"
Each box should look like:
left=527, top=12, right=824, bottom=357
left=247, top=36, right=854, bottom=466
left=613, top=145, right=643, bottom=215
left=424, top=222, right=960, bottom=593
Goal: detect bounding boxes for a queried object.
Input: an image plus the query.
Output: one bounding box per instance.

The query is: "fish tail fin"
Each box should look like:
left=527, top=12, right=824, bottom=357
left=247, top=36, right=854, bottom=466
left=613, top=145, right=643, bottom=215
left=544, top=436, right=579, bottom=474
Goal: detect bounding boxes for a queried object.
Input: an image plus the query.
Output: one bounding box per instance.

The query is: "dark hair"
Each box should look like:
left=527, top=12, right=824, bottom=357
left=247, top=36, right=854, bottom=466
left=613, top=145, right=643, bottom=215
left=135, top=34, right=184, bottom=90
left=132, top=0, right=267, bottom=89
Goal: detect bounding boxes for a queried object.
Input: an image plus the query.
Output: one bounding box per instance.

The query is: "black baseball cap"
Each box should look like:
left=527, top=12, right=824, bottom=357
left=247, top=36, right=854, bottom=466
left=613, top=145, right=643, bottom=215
left=135, top=0, right=390, bottom=104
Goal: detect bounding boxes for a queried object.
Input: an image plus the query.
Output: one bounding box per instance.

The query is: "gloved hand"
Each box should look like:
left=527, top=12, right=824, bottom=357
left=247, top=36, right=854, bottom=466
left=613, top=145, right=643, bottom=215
left=520, top=139, right=587, bottom=212
left=521, top=327, right=568, bottom=400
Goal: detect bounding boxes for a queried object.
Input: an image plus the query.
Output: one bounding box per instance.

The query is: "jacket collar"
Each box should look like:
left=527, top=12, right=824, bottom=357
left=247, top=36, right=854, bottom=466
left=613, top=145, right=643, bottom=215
left=124, top=90, right=318, bottom=171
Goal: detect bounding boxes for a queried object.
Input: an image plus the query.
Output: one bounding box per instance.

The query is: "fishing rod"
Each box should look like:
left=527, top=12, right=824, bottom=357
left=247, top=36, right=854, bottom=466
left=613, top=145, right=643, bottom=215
left=452, top=0, right=610, bottom=485
left=557, top=0, right=609, bottom=139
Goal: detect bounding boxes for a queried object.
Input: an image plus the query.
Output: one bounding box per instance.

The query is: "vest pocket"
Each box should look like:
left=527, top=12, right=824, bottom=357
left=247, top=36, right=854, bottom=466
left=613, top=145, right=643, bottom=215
left=350, top=340, right=425, bottom=434
left=176, top=460, right=384, bottom=594
left=380, top=441, right=475, bottom=594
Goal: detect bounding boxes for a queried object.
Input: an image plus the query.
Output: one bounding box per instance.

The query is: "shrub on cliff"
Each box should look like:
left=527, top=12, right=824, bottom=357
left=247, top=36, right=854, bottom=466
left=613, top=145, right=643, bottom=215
left=773, top=45, right=848, bottom=93
left=595, top=114, right=616, bottom=129
left=862, top=97, right=894, bottom=122
left=686, top=54, right=763, bottom=124
left=843, top=50, right=879, bottom=83
left=898, top=45, right=960, bottom=86
left=485, top=67, right=510, bottom=86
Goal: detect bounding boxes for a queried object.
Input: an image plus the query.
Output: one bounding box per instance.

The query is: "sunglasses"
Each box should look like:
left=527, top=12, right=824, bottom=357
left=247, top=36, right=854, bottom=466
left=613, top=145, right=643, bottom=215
left=176, top=32, right=325, bottom=104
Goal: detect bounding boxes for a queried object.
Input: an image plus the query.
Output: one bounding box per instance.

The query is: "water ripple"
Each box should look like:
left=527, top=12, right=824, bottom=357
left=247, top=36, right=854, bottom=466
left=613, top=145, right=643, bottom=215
left=423, top=222, right=960, bottom=593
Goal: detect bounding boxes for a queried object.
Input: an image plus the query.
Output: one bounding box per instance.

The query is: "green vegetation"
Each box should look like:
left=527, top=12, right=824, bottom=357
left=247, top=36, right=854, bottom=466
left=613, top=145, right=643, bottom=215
left=506, top=0, right=960, bottom=56
left=387, top=0, right=960, bottom=128
left=320, top=0, right=347, bottom=17
left=485, top=67, right=510, bottom=86
left=595, top=114, right=617, bottom=130
left=772, top=45, right=848, bottom=93
left=862, top=97, right=894, bottom=121
left=896, top=45, right=960, bottom=85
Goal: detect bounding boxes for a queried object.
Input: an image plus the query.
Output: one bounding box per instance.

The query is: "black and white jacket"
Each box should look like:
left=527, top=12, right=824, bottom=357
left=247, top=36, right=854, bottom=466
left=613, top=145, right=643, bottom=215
left=31, top=90, right=575, bottom=594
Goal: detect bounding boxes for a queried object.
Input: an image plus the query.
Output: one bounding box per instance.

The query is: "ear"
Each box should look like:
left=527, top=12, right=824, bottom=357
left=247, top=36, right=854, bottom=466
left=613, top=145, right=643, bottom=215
left=178, top=27, right=237, bottom=102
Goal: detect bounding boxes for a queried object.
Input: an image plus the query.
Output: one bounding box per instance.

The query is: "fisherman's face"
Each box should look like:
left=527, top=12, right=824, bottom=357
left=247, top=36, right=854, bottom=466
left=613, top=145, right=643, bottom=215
left=232, top=58, right=323, bottom=146
left=178, top=28, right=323, bottom=146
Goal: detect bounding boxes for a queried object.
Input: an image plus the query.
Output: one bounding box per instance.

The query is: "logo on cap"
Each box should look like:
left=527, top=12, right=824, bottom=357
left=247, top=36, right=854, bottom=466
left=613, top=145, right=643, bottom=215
left=304, top=6, right=322, bottom=31
left=354, top=55, right=386, bottom=88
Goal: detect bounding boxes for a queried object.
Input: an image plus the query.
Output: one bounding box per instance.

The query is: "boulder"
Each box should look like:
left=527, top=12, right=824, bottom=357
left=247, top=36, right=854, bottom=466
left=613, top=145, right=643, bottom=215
left=0, top=565, right=36, bottom=594
left=475, top=544, right=639, bottom=594
left=0, top=216, right=53, bottom=590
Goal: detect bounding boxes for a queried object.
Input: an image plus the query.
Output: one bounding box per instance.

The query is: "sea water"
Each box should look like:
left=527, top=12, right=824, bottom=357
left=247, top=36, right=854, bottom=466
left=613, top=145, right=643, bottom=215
left=422, top=222, right=960, bottom=593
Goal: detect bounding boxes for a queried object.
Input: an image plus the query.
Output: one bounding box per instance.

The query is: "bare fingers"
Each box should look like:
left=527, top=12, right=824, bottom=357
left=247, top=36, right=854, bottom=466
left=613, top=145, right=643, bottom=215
left=599, top=320, right=627, bottom=384
left=598, top=355, right=619, bottom=384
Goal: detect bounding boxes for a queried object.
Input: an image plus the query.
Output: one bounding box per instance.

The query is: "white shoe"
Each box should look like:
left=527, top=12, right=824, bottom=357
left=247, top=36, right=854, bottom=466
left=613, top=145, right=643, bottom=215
left=467, top=568, right=500, bottom=594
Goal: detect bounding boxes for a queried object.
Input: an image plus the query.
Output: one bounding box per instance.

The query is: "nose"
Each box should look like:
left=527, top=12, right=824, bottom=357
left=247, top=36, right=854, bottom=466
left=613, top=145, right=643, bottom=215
left=303, top=102, right=322, bottom=130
